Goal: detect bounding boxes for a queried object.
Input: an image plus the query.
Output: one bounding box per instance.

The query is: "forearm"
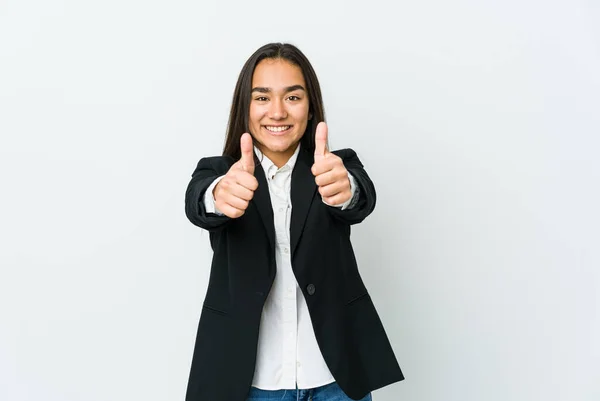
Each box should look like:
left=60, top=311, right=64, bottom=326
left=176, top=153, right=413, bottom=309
left=327, top=149, right=376, bottom=225
left=185, top=157, right=232, bottom=231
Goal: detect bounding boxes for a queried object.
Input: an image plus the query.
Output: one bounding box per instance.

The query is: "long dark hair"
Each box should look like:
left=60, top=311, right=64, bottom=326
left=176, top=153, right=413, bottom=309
left=222, top=43, right=326, bottom=160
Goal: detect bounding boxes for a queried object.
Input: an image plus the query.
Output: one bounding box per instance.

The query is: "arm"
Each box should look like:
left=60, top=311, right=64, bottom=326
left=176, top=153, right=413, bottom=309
left=327, top=148, right=376, bottom=225
left=322, top=172, right=360, bottom=210
left=203, top=176, right=226, bottom=215
left=185, top=156, right=233, bottom=231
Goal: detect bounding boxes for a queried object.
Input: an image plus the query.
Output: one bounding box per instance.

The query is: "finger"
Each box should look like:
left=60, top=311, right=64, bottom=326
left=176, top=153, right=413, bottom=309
left=311, top=156, right=338, bottom=176
left=227, top=182, right=256, bottom=201
left=214, top=175, right=254, bottom=202
left=318, top=180, right=350, bottom=198
left=323, top=193, right=351, bottom=206
left=217, top=202, right=245, bottom=219
left=220, top=195, right=250, bottom=211
left=236, top=173, right=259, bottom=192
left=239, top=133, right=255, bottom=173
left=314, top=170, right=339, bottom=187
left=311, top=152, right=343, bottom=176
left=314, top=122, right=328, bottom=159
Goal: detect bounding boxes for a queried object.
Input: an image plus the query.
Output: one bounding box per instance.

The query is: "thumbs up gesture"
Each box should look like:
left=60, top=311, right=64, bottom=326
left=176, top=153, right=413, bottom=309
left=311, top=122, right=352, bottom=206
left=213, top=133, right=259, bottom=218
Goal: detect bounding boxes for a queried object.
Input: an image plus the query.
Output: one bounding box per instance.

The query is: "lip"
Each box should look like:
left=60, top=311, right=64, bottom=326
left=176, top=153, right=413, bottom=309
left=262, top=125, right=293, bottom=136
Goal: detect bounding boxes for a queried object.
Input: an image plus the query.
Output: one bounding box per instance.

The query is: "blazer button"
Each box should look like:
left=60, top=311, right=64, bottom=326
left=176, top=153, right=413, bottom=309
left=307, top=284, right=316, bottom=295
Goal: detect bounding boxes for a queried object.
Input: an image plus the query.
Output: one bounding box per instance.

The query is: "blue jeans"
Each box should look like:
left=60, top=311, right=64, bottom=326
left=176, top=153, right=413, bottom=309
left=245, top=382, right=372, bottom=401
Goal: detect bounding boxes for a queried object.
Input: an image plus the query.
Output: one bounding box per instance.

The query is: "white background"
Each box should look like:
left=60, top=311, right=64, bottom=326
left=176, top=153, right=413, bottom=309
left=1, top=0, right=599, bottom=400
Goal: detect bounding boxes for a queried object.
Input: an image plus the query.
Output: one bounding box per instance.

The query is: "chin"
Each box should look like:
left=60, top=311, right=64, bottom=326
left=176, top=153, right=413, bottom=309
left=264, top=137, right=297, bottom=150
left=265, top=144, right=294, bottom=154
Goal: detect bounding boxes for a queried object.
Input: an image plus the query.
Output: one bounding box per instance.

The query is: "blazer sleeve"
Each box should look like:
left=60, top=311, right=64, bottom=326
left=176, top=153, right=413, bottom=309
left=185, top=156, right=234, bottom=231
left=329, top=148, right=377, bottom=225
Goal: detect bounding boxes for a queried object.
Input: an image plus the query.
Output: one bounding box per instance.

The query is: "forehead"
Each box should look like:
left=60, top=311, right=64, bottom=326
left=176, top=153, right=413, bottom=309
left=251, top=58, right=306, bottom=88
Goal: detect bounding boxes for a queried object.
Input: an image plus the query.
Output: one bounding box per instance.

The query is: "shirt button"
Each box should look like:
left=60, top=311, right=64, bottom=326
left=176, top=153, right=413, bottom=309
left=297, top=361, right=302, bottom=368
left=307, top=284, right=316, bottom=295
left=279, top=208, right=284, bottom=213
left=284, top=248, right=289, bottom=254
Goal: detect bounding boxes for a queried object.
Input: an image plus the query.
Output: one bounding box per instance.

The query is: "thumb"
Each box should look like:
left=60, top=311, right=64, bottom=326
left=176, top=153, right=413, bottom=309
left=314, top=121, right=329, bottom=160
left=239, top=133, right=255, bottom=173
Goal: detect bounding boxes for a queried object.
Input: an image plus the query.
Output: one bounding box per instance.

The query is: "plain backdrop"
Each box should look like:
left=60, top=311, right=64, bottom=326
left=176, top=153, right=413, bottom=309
left=1, top=1, right=599, bottom=400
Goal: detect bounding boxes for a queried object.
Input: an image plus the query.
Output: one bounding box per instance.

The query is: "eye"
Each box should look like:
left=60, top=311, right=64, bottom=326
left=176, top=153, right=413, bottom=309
left=288, top=95, right=301, bottom=101
left=255, top=96, right=268, bottom=102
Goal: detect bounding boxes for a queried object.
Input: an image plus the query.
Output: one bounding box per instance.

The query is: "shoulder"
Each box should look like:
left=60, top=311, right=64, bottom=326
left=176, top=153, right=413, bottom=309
left=332, top=148, right=358, bottom=159
left=193, top=155, right=236, bottom=175
left=298, top=147, right=362, bottom=166
left=331, top=148, right=363, bottom=167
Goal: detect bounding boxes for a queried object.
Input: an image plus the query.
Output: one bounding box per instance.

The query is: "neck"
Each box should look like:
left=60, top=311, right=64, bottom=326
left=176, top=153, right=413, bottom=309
left=257, top=145, right=298, bottom=168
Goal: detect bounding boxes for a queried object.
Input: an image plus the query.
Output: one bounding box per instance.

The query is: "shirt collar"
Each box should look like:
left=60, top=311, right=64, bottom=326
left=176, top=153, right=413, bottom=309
left=254, top=143, right=301, bottom=175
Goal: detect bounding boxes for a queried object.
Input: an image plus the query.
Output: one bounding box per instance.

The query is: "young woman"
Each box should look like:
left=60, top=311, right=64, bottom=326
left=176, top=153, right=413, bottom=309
left=185, top=42, right=403, bottom=401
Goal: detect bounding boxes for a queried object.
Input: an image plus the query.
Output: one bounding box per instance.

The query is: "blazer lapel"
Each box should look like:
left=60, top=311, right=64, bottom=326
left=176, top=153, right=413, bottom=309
left=252, top=160, right=275, bottom=252
left=290, top=148, right=318, bottom=258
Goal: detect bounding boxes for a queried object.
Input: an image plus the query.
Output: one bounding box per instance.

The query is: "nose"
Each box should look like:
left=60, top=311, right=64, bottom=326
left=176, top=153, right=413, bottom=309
left=269, top=98, right=287, bottom=120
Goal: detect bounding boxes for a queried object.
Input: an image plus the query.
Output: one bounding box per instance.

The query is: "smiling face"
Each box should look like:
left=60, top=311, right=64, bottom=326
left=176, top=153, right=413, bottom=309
left=248, top=58, right=310, bottom=167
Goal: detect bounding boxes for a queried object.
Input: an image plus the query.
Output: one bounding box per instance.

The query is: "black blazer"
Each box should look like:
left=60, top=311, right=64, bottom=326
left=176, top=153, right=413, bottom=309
left=184, top=147, right=404, bottom=401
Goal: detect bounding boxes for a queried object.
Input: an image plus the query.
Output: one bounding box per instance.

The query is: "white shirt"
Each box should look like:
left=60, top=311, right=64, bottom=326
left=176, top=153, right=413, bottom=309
left=203, top=145, right=358, bottom=390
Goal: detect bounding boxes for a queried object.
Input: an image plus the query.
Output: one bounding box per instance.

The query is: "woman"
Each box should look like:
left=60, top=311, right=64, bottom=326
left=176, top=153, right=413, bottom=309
left=185, top=42, right=403, bottom=401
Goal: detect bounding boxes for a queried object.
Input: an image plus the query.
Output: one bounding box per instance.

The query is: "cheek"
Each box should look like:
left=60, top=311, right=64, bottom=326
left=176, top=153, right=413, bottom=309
left=294, top=104, right=310, bottom=125
left=249, top=106, right=264, bottom=126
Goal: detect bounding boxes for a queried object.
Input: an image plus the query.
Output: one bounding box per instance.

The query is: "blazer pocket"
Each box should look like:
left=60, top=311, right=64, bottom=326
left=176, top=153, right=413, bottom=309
left=344, top=272, right=368, bottom=305
left=202, top=304, right=229, bottom=316
left=345, top=292, right=368, bottom=306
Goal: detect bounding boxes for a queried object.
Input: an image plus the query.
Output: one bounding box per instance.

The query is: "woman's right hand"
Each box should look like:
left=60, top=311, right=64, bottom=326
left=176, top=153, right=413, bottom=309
left=213, top=133, right=259, bottom=218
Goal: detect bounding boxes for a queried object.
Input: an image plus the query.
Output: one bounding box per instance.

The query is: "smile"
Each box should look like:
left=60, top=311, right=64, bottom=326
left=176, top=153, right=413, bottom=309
left=264, top=125, right=291, bottom=133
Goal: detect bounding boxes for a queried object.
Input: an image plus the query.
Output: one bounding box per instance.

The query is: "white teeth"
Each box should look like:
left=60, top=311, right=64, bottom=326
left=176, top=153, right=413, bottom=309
left=265, top=126, right=290, bottom=132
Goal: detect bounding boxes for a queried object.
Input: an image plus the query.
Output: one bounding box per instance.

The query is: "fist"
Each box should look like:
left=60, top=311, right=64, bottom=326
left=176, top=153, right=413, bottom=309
left=311, top=122, right=352, bottom=206
left=213, top=133, right=259, bottom=218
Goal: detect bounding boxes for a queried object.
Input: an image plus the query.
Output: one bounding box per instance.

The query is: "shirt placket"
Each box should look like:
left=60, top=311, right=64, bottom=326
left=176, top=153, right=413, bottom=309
left=271, top=166, right=298, bottom=386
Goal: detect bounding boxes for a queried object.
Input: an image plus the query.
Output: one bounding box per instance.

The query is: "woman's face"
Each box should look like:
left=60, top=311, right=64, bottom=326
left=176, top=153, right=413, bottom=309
left=248, top=58, right=310, bottom=167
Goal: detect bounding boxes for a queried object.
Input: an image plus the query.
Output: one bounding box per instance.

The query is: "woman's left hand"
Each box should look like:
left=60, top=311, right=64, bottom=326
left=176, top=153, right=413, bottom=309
left=311, top=122, right=352, bottom=206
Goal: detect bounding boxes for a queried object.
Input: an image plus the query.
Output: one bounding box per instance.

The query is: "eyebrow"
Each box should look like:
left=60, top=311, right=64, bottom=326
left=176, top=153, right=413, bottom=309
left=251, top=85, right=306, bottom=94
